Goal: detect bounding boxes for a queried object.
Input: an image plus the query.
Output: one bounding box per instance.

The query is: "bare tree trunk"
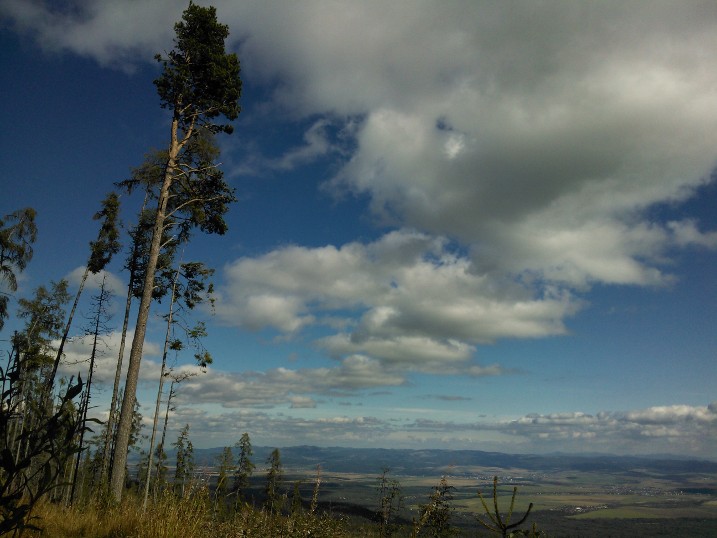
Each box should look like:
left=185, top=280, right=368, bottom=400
left=63, top=451, right=77, bottom=507
left=69, top=276, right=107, bottom=505
left=101, top=261, right=134, bottom=485
left=101, top=195, right=148, bottom=486
left=68, top=388, right=89, bottom=505
left=155, top=378, right=174, bottom=499
left=110, top=121, right=181, bottom=501
left=46, top=266, right=89, bottom=393
left=142, top=266, right=180, bottom=509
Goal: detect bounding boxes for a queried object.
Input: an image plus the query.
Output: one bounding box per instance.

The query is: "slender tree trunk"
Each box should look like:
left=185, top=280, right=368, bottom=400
left=69, top=277, right=105, bottom=504
left=110, top=121, right=181, bottom=501
left=46, top=266, right=89, bottom=394
left=142, top=266, right=180, bottom=509
left=101, top=260, right=134, bottom=485
left=101, top=195, right=147, bottom=485
left=63, top=451, right=77, bottom=506
left=6, top=338, right=22, bottom=458
left=69, top=388, right=89, bottom=505
left=155, top=378, right=175, bottom=498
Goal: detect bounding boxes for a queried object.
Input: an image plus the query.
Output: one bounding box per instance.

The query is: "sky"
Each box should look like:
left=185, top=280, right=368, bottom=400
left=1, top=0, right=716, bottom=459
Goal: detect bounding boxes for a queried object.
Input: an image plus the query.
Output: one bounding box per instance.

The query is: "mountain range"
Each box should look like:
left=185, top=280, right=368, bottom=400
left=187, top=445, right=717, bottom=476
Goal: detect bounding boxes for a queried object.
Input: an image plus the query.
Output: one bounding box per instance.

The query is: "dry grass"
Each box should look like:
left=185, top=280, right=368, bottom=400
left=32, top=496, right=142, bottom=537
left=28, top=485, right=351, bottom=538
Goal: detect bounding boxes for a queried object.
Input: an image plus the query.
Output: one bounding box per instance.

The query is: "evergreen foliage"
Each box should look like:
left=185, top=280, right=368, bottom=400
left=154, top=2, right=241, bottom=134
left=376, top=467, right=403, bottom=538
left=173, top=424, right=195, bottom=499
left=233, top=432, right=255, bottom=503
left=110, top=2, right=240, bottom=500
left=215, top=445, right=234, bottom=506
left=46, top=193, right=121, bottom=394
left=0, top=208, right=37, bottom=331
left=265, top=448, right=283, bottom=514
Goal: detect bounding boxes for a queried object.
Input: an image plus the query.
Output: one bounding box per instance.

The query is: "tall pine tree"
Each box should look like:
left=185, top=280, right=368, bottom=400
left=110, top=2, right=240, bottom=500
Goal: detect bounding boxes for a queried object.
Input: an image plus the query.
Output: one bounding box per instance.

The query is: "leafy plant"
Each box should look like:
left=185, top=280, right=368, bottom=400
left=0, top=365, right=84, bottom=535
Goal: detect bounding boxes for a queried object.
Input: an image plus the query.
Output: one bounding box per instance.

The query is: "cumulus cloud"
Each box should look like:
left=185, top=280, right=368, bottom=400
left=215, top=230, right=573, bottom=373
left=65, top=266, right=125, bottom=296
left=8, top=2, right=717, bottom=345
left=175, top=355, right=406, bottom=408
left=7, top=1, right=717, bottom=456
left=0, top=0, right=178, bottom=68
left=56, top=330, right=162, bottom=384
left=502, top=404, right=717, bottom=455
left=160, top=401, right=717, bottom=457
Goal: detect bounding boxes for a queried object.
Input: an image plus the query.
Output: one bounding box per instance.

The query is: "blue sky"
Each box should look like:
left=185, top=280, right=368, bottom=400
left=1, top=1, right=716, bottom=458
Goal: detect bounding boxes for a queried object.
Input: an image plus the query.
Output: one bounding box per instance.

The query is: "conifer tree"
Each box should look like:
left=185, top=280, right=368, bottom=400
left=265, top=448, right=283, bottom=514
left=69, top=276, right=113, bottom=505
left=215, top=446, right=234, bottom=509
left=377, top=467, right=403, bottom=538
left=110, top=3, right=240, bottom=500
left=46, top=193, right=120, bottom=394
left=154, top=370, right=195, bottom=488
left=101, top=204, right=176, bottom=485
left=0, top=207, right=37, bottom=331
left=0, top=280, right=82, bottom=535
left=11, top=280, right=71, bottom=456
left=415, top=475, right=456, bottom=537
left=173, top=424, right=194, bottom=498
left=233, top=432, right=255, bottom=503
left=143, top=260, right=213, bottom=508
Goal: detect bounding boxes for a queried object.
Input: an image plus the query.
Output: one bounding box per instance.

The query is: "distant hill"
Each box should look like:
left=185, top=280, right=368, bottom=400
left=187, top=445, right=717, bottom=476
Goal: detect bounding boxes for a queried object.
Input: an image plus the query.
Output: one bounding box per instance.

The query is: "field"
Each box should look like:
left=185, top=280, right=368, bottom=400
left=273, top=464, right=717, bottom=536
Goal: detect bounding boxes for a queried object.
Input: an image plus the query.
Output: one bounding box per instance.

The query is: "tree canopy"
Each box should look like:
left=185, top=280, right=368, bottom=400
left=109, top=2, right=241, bottom=501
left=154, top=1, right=241, bottom=135
left=0, top=208, right=37, bottom=330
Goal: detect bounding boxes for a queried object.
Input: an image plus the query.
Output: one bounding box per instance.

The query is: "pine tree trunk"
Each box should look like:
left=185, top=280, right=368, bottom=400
left=102, top=193, right=149, bottom=485
left=70, top=281, right=103, bottom=505
left=142, top=266, right=179, bottom=509
left=109, top=121, right=181, bottom=501
left=155, top=377, right=175, bottom=498
left=101, top=258, right=135, bottom=485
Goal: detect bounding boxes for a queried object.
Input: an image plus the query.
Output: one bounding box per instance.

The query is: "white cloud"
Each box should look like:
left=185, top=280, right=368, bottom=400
left=668, top=220, right=717, bottom=249
left=56, top=330, right=162, bottom=384
left=175, top=355, right=406, bottom=408
left=215, top=230, right=576, bottom=373
left=6, top=2, right=717, bottom=457
left=501, top=404, right=717, bottom=455
left=270, top=119, right=334, bottom=171
left=289, top=395, right=317, bottom=409
left=1, top=0, right=179, bottom=68
left=8, top=1, right=717, bottom=308
left=155, top=400, right=717, bottom=458
left=229, top=119, right=336, bottom=176
left=623, top=404, right=717, bottom=425
left=65, top=266, right=125, bottom=296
